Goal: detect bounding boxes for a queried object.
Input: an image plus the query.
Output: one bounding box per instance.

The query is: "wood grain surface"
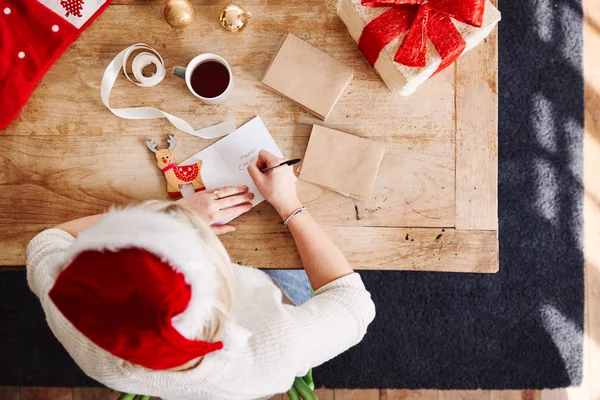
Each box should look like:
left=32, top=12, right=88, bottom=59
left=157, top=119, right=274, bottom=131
left=72, top=388, right=119, bottom=400
left=334, top=389, right=381, bottom=400
left=490, top=391, right=541, bottom=400
left=0, top=388, right=562, bottom=400
left=221, top=226, right=498, bottom=272
left=0, top=0, right=497, bottom=271
left=313, top=389, right=335, bottom=400
left=437, top=391, right=491, bottom=400
left=381, top=389, right=438, bottom=400
left=20, top=388, right=72, bottom=400
left=455, top=22, right=499, bottom=231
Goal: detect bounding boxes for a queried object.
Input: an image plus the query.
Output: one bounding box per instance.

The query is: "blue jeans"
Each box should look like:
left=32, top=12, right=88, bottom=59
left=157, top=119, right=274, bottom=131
left=264, top=270, right=312, bottom=306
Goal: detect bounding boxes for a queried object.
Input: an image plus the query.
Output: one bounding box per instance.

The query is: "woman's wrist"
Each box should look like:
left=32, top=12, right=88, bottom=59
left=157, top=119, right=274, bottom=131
left=275, top=200, right=304, bottom=220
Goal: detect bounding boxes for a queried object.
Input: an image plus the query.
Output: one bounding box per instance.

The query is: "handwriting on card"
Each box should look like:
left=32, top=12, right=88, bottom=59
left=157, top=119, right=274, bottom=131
left=238, top=148, right=257, bottom=170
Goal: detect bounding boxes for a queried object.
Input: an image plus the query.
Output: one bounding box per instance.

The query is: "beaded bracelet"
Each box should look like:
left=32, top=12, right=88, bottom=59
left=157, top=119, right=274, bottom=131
left=282, top=207, right=307, bottom=226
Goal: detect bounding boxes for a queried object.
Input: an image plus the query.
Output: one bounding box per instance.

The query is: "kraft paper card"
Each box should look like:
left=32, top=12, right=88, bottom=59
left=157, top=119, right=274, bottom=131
left=180, top=116, right=284, bottom=220
left=261, top=34, right=354, bottom=120
left=299, top=125, right=385, bottom=201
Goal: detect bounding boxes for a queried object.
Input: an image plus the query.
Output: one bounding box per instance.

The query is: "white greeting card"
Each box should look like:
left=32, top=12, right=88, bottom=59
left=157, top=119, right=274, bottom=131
left=180, top=116, right=285, bottom=214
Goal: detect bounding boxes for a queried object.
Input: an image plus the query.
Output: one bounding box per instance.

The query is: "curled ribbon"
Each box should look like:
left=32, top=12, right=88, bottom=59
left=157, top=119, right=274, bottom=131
left=358, top=0, right=485, bottom=73
left=101, top=44, right=235, bottom=139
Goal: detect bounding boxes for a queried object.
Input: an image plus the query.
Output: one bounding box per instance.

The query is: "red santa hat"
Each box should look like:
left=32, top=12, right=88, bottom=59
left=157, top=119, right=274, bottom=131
left=47, top=208, right=249, bottom=370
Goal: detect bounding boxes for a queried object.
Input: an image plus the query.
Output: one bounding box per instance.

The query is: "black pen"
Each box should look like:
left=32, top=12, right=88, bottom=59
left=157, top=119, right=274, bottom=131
left=260, top=158, right=302, bottom=173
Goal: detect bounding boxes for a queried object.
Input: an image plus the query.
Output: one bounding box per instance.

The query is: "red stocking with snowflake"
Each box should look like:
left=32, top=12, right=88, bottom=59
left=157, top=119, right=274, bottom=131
left=0, top=0, right=111, bottom=128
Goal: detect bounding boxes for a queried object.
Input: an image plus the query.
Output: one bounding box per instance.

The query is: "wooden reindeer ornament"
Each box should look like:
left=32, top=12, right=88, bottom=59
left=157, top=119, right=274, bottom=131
left=146, top=135, right=206, bottom=197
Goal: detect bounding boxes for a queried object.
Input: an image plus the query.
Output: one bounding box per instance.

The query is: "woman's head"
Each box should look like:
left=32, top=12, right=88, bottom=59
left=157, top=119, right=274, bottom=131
left=48, top=201, right=237, bottom=370
left=137, top=200, right=233, bottom=344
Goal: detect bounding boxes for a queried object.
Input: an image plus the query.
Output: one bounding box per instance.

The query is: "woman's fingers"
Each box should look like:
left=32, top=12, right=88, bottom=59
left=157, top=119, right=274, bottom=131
left=247, top=158, right=264, bottom=184
left=258, top=149, right=283, bottom=169
left=217, top=191, right=254, bottom=209
left=212, top=185, right=249, bottom=199
left=210, top=224, right=236, bottom=235
left=216, top=202, right=253, bottom=221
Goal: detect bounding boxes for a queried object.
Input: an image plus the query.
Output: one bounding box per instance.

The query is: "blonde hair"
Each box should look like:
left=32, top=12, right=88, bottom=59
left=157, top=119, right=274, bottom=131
left=135, top=200, right=233, bottom=347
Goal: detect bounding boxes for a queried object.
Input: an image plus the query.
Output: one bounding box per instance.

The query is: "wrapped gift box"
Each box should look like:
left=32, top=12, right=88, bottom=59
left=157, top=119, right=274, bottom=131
left=337, top=0, right=501, bottom=96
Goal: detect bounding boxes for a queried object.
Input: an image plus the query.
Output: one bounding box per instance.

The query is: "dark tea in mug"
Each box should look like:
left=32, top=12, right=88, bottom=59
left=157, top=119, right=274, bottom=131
left=189, top=61, right=230, bottom=99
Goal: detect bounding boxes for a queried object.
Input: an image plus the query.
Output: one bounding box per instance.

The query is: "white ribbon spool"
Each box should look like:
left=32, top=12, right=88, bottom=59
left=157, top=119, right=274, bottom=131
left=101, top=44, right=235, bottom=139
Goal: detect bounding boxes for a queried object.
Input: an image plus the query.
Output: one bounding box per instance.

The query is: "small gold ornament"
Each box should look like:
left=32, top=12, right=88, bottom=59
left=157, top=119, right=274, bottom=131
left=164, top=0, right=195, bottom=28
left=218, top=3, right=252, bottom=33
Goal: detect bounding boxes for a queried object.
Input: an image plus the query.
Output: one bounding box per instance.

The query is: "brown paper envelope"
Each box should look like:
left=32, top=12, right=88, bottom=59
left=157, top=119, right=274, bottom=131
left=261, top=34, right=354, bottom=120
left=299, top=125, right=385, bottom=200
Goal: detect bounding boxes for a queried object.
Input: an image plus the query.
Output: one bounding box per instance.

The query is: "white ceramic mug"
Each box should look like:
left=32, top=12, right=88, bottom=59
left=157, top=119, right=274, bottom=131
left=172, top=54, right=233, bottom=104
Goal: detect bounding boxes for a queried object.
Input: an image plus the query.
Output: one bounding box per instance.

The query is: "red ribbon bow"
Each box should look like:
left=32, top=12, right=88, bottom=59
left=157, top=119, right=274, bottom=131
left=358, top=0, right=486, bottom=73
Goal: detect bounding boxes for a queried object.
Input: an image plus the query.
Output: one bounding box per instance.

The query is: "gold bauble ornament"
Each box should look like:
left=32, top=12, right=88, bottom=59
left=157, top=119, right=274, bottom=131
left=164, top=0, right=195, bottom=28
left=218, top=3, right=252, bottom=33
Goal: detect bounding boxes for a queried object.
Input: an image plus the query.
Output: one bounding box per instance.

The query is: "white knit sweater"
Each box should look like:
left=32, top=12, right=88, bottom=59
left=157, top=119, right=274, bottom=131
left=27, top=228, right=376, bottom=400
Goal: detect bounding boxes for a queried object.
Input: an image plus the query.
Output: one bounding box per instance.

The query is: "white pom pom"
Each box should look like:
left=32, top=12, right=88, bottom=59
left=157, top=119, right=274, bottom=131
left=210, top=322, right=252, bottom=359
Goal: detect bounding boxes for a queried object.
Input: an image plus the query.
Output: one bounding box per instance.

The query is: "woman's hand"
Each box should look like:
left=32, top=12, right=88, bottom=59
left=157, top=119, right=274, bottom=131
left=248, top=150, right=303, bottom=219
left=177, top=185, right=254, bottom=235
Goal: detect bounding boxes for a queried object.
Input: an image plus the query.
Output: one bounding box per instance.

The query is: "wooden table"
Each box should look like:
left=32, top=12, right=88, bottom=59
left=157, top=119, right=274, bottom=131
left=0, top=0, right=498, bottom=272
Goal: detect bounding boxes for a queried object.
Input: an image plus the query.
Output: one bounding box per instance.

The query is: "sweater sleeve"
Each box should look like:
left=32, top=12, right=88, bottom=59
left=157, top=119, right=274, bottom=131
left=26, top=228, right=76, bottom=297
left=257, top=272, right=376, bottom=378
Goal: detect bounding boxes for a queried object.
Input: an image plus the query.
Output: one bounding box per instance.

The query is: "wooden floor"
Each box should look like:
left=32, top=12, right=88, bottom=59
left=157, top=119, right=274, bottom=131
left=1, top=0, right=598, bottom=400
left=0, top=387, right=549, bottom=400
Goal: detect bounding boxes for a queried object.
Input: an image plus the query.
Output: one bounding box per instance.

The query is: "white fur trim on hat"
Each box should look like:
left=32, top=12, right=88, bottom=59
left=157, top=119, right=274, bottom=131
left=50, top=208, right=219, bottom=342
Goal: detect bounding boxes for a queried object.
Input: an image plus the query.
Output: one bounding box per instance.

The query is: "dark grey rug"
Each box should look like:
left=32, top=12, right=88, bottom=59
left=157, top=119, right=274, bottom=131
left=0, top=0, right=584, bottom=390
left=317, top=0, right=585, bottom=389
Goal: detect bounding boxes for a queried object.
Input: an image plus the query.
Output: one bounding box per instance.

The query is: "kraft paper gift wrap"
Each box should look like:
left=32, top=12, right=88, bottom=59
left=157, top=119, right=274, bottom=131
left=337, top=0, right=501, bottom=96
left=299, top=125, right=385, bottom=201
left=261, top=34, right=354, bottom=120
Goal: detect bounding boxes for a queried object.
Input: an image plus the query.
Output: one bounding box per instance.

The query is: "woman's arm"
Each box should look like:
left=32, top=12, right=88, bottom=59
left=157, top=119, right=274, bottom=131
left=53, top=185, right=254, bottom=237
left=284, top=213, right=353, bottom=290
left=248, top=150, right=354, bottom=290
left=55, top=215, right=104, bottom=237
